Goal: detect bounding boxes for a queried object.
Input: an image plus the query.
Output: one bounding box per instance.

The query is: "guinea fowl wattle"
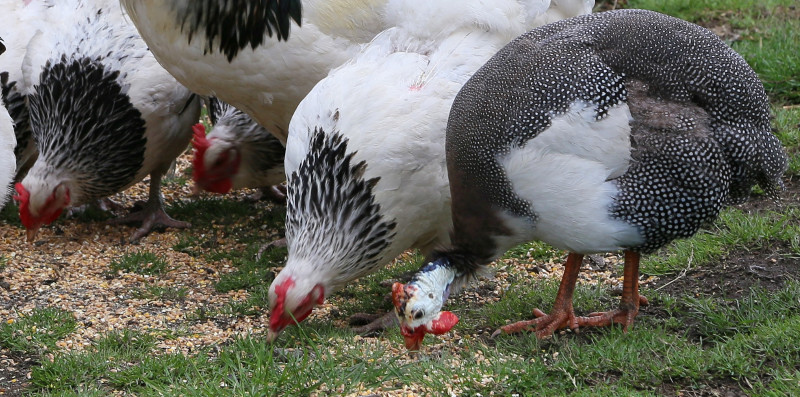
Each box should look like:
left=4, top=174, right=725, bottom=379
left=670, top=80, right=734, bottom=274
left=393, top=9, right=788, bottom=350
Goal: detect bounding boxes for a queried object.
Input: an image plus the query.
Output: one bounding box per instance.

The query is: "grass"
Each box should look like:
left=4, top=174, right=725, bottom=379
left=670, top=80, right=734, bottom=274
left=5, top=1, right=800, bottom=396
left=0, top=307, right=77, bottom=354
left=108, top=251, right=171, bottom=276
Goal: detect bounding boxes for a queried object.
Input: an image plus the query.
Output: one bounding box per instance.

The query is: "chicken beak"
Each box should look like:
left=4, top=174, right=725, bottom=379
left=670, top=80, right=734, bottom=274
left=266, top=329, right=279, bottom=343
left=26, top=227, right=40, bottom=243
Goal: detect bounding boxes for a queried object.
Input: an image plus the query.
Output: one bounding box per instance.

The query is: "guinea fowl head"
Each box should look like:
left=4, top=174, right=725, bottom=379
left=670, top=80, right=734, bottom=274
left=266, top=271, right=326, bottom=340
left=191, top=123, right=240, bottom=194
left=14, top=181, right=70, bottom=242
left=392, top=257, right=460, bottom=351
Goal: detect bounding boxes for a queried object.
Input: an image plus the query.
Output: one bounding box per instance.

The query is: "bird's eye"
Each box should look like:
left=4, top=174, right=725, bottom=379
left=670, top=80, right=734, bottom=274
left=414, top=310, right=424, bottom=320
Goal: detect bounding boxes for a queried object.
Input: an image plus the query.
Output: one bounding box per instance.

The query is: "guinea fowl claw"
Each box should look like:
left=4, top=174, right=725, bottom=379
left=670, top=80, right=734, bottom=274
left=349, top=311, right=398, bottom=336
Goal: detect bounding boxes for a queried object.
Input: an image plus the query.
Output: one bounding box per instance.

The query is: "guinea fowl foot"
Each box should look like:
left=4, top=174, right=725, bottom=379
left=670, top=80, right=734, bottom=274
left=349, top=311, right=399, bottom=336
left=109, top=205, right=190, bottom=241
left=576, top=295, right=649, bottom=331
left=492, top=307, right=581, bottom=339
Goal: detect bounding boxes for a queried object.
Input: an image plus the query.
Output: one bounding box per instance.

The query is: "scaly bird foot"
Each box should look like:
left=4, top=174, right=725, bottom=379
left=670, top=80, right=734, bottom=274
left=576, top=295, right=649, bottom=331
left=110, top=206, right=190, bottom=242
left=349, top=311, right=399, bottom=336
left=492, top=307, right=580, bottom=339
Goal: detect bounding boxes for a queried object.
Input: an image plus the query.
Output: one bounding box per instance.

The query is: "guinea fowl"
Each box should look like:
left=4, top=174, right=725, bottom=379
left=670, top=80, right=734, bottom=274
left=120, top=0, right=387, bottom=144
left=192, top=98, right=286, bottom=201
left=0, top=0, right=50, bottom=180
left=15, top=0, right=201, bottom=242
left=267, top=0, right=595, bottom=340
left=393, top=9, right=788, bottom=350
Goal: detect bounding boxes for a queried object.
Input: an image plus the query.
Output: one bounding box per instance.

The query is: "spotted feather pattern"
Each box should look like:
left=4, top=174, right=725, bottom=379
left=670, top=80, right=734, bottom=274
left=28, top=56, right=146, bottom=199
left=173, top=0, right=302, bottom=62
left=285, top=128, right=396, bottom=279
left=447, top=9, right=787, bottom=257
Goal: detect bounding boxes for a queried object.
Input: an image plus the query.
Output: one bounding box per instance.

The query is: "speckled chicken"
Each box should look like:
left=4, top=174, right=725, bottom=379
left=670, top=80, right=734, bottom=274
left=192, top=98, right=285, bottom=199
left=393, top=9, right=788, bottom=350
left=267, top=0, right=595, bottom=339
left=14, top=0, right=201, bottom=242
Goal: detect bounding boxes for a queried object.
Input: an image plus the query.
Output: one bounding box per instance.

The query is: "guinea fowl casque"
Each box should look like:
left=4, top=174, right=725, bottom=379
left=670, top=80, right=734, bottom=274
left=266, top=0, right=595, bottom=340
left=120, top=0, right=388, bottom=145
left=192, top=98, right=286, bottom=200
left=14, top=0, right=202, bottom=242
left=393, top=9, right=788, bottom=350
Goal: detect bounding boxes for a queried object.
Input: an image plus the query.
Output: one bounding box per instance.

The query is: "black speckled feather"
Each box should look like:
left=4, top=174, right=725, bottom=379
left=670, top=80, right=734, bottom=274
left=446, top=9, right=787, bottom=261
left=1, top=72, right=32, bottom=173
left=286, top=128, right=396, bottom=279
left=28, top=56, right=146, bottom=199
left=174, top=0, right=302, bottom=62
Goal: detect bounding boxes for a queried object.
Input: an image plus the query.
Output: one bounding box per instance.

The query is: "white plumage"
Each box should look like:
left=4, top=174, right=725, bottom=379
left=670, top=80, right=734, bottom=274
left=16, top=0, right=201, bottom=241
left=267, top=0, right=595, bottom=337
left=0, top=96, right=14, bottom=209
left=120, top=0, right=391, bottom=144
left=0, top=0, right=49, bottom=179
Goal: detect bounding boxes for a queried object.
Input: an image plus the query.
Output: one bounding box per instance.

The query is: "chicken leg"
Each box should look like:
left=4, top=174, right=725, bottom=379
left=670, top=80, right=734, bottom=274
left=109, top=171, right=190, bottom=241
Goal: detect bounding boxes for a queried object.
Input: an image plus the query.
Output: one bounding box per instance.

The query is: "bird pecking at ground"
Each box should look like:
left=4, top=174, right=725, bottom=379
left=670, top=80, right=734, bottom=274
left=14, top=0, right=201, bottom=242
left=392, top=9, right=788, bottom=351
left=267, top=0, right=595, bottom=340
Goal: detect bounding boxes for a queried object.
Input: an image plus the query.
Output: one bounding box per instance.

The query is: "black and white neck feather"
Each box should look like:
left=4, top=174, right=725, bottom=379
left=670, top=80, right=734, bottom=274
left=285, top=128, right=397, bottom=287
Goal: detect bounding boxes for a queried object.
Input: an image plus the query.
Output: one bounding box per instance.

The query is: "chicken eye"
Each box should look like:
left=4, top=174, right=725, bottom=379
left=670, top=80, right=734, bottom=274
left=414, top=310, right=424, bottom=320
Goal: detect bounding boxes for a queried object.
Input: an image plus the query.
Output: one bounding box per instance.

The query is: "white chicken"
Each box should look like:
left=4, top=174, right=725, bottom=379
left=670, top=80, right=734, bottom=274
left=120, top=0, right=389, bottom=144
left=191, top=97, right=285, bottom=199
left=267, top=0, right=595, bottom=338
left=1, top=37, right=15, bottom=208
left=1, top=94, right=13, bottom=208
left=0, top=0, right=50, bottom=180
left=15, top=0, right=201, bottom=242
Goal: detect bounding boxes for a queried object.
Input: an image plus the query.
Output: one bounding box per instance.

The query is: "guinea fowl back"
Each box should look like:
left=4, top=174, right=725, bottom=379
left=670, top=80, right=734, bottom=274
left=447, top=9, right=787, bottom=257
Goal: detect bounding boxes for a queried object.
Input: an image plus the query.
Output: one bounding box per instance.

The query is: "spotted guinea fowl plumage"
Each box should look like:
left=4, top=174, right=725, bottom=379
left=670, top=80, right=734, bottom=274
left=393, top=9, right=787, bottom=350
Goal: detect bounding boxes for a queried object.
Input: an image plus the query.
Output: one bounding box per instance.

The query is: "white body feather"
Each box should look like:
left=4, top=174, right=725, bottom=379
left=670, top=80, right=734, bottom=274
left=496, top=101, right=643, bottom=254
left=120, top=0, right=391, bottom=144
left=0, top=0, right=50, bottom=177
left=0, top=97, right=14, bottom=208
left=20, top=0, right=200, bottom=207
left=279, top=0, right=595, bottom=299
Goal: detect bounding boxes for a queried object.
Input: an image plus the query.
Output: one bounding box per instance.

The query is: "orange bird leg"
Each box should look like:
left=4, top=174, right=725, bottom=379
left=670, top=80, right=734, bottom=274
left=577, top=250, right=649, bottom=331
left=493, top=252, right=584, bottom=339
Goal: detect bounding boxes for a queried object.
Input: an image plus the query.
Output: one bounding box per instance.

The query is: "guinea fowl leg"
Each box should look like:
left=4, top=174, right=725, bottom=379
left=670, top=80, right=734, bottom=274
left=493, top=252, right=584, bottom=338
left=349, top=311, right=399, bottom=335
left=576, top=250, right=648, bottom=330
left=109, top=171, right=190, bottom=241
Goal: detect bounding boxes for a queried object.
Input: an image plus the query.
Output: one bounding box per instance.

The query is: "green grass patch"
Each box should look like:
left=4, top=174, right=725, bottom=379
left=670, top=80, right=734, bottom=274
left=130, top=285, right=189, bottom=301
left=0, top=307, right=77, bottom=354
left=643, top=208, right=800, bottom=274
left=109, top=251, right=171, bottom=276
